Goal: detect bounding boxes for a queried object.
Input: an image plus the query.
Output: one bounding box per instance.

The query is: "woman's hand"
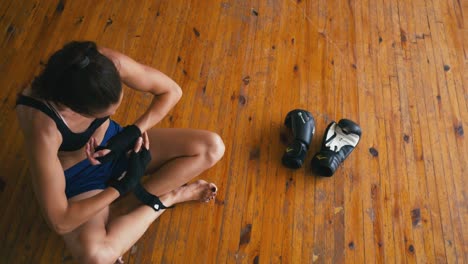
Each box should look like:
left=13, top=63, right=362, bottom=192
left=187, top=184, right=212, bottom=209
left=133, top=131, right=150, bottom=153
left=85, top=131, right=150, bottom=166
left=108, top=132, right=151, bottom=196
left=85, top=137, right=109, bottom=165
left=85, top=125, right=141, bottom=165
left=96, top=125, right=142, bottom=163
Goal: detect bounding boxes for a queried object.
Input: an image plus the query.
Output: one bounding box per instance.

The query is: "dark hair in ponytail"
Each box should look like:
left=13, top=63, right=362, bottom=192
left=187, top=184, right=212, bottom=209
left=31, top=41, right=122, bottom=115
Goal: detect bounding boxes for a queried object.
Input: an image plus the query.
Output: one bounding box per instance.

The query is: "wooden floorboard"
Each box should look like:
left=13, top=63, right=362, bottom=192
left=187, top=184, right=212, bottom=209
left=0, top=0, right=466, bottom=263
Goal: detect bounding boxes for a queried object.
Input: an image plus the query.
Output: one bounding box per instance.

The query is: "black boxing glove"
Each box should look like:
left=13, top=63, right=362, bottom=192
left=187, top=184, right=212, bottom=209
left=108, top=147, right=151, bottom=196
left=311, top=119, right=362, bottom=176
left=96, top=125, right=141, bottom=163
left=282, top=109, right=315, bottom=169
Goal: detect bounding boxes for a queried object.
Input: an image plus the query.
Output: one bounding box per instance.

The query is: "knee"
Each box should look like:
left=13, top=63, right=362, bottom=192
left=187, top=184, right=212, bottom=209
left=203, top=132, right=225, bottom=166
left=79, top=242, right=119, bottom=264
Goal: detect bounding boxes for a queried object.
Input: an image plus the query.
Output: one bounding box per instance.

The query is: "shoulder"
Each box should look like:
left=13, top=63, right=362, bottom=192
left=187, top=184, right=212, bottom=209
left=97, top=47, right=134, bottom=78
left=97, top=46, right=120, bottom=65
left=98, top=46, right=154, bottom=84
left=16, top=96, right=62, bottom=151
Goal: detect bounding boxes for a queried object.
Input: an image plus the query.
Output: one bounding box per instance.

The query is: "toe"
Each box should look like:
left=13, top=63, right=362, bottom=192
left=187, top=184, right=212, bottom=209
left=211, top=191, right=217, bottom=199
left=209, top=183, right=218, bottom=193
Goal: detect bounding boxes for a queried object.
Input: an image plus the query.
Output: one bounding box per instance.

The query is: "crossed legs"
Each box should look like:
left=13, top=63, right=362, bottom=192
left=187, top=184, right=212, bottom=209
left=62, top=129, right=225, bottom=264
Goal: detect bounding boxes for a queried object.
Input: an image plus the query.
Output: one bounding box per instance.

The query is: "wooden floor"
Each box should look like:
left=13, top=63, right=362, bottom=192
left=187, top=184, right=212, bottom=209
left=0, top=0, right=466, bottom=263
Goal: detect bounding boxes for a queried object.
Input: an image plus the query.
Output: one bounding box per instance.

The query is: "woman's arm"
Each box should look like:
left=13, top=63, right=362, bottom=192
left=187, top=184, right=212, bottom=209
left=100, top=47, right=183, bottom=133
left=21, top=114, right=119, bottom=235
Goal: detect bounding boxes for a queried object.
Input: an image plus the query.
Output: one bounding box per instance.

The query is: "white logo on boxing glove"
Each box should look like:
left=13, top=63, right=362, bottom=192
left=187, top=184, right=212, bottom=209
left=325, top=123, right=360, bottom=152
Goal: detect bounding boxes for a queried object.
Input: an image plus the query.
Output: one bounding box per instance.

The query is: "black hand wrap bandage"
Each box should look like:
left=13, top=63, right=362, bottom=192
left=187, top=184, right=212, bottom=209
left=282, top=109, right=316, bottom=169
left=133, top=183, right=174, bottom=211
left=311, top=119, right=362, bottom=176
left=108, top=147, right=151, bottom=196
left=96, top=125, right=141, bottom=163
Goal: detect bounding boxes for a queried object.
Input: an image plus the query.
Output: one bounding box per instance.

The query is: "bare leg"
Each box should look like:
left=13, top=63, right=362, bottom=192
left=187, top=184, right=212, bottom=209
left=63, top=180, right=217, bottom=263
left=104, top=180, right=218, bottom=252
left=142, top=128, right=225, bottom=196
left=63, top=129, right=224, bottom=263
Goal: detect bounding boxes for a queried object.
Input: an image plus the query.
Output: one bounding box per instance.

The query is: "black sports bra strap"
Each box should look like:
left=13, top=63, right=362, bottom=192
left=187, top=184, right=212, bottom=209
left=16, top=94, right=63, bottom=124
left=16, top=94, right=110, bottom=151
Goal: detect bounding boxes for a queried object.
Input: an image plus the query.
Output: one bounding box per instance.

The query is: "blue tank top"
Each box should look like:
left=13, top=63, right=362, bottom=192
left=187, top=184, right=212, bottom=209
left=16, top=94, right=109, bottom=151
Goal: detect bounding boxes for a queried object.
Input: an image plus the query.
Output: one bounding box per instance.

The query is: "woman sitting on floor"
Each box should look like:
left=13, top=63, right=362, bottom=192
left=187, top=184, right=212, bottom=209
left=16, top=41, right=225, bottom=263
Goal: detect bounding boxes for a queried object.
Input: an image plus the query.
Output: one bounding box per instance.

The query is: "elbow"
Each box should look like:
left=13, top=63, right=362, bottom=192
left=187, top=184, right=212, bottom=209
left=172, top=84, right=183, bottom=103
left=53, top=223, right=72, bottom=235
left=51, top=220, right=74, bottom=235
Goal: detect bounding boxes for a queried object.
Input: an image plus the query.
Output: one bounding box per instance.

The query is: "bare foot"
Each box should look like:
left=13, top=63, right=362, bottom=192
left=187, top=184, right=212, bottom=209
left=163, top=180, right=217, bottom=207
